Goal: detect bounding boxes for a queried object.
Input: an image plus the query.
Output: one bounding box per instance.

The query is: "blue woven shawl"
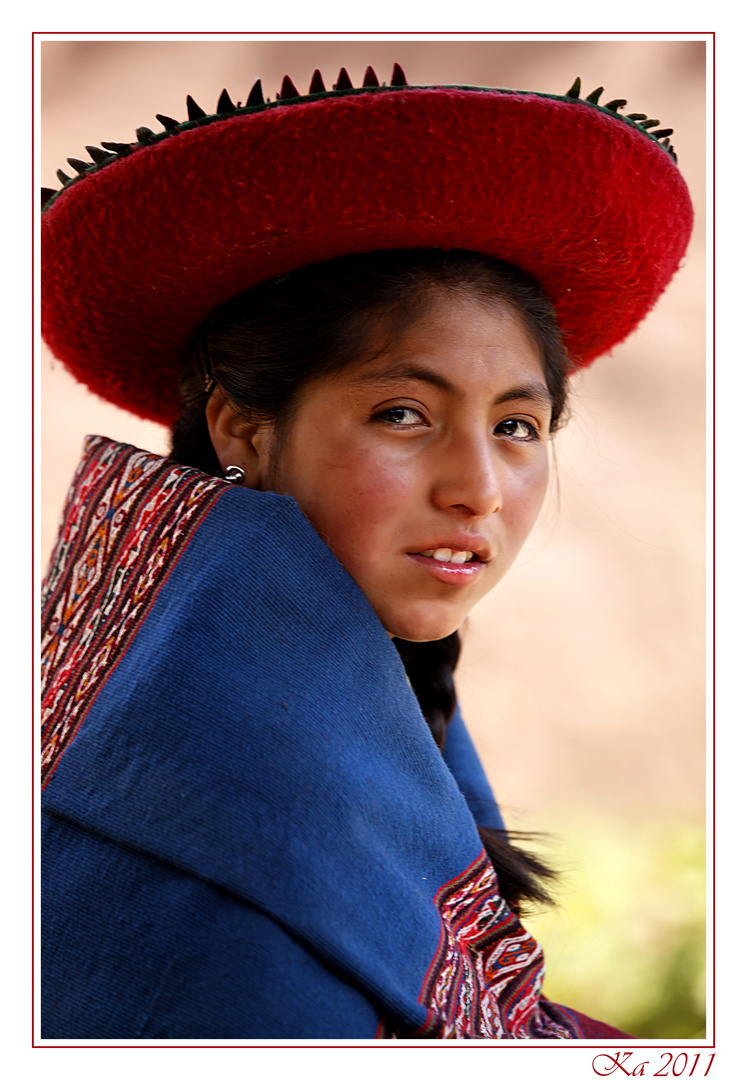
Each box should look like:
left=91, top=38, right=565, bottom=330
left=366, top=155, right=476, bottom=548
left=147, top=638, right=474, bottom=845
left=40, top=437, right=622, bottom=1040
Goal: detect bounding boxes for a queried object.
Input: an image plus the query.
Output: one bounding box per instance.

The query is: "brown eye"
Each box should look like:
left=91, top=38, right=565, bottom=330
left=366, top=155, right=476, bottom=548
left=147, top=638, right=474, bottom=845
left=494, top=418, right=538, bottom=441
left=375, top=407, right=423, bottom=426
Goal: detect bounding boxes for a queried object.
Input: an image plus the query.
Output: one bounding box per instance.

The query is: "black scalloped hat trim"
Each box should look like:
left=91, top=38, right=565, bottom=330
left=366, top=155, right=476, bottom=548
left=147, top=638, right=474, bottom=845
left=41, top=66, right=679, bottom=212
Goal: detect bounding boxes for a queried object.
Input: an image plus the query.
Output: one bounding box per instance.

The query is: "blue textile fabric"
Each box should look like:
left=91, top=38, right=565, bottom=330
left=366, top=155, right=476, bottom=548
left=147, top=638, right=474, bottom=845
left=443, top=707, right=505, bottom=832
left=40, top=437, right=583, bottom=1040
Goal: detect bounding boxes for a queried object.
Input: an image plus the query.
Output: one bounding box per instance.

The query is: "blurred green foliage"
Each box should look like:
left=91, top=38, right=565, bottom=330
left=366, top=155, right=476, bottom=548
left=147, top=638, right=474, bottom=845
left=521, top=815, right=707, bottom=1038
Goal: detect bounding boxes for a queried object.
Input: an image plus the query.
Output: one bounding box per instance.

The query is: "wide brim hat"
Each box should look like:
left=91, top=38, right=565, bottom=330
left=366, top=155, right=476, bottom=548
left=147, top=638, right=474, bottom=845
left=41, top=65, right=693, bottom=427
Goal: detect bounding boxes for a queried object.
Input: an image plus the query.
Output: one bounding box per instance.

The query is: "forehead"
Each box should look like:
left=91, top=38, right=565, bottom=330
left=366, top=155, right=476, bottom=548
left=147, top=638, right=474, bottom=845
left=346, top=289, right=548, bottom=391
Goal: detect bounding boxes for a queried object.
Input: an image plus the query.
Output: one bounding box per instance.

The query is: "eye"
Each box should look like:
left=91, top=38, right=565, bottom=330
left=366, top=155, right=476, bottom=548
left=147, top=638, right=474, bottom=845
left=374, top=406, right=425, bottom=427
left=494, top=418, right=539, bottom=441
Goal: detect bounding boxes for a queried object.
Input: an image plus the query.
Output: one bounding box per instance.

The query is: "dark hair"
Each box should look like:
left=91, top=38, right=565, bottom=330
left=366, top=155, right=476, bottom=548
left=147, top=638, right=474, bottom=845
left=171, top=248, right=571, bottom=912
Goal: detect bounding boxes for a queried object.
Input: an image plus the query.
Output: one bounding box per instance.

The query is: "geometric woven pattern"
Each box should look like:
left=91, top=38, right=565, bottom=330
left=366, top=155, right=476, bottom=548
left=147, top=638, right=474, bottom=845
left=379, top=852, right=580, bottom=1039
left=41, top=436, right=226, bottom=789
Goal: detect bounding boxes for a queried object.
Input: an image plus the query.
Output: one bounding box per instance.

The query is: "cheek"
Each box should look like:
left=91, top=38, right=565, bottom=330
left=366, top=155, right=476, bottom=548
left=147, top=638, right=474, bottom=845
left=290, top=443, right=417, bottom=550
left=502, top=458, right=550, bottom=539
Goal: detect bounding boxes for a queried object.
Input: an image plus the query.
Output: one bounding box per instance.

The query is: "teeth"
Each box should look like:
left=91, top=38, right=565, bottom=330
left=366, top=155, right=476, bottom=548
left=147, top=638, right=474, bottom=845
left=449, top=550, right=471, bottom=564
left=420, top=548, right=474, bottom=563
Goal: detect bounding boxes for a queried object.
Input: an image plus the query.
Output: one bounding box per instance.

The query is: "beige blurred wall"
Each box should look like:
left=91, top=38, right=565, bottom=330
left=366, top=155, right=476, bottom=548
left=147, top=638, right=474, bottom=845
left=40, top=38, right=707, bottom=828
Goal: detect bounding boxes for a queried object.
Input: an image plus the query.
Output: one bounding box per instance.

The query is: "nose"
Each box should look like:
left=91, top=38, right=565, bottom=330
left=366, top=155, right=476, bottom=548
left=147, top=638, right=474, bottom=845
left=431, top=433, right=503, bottom=517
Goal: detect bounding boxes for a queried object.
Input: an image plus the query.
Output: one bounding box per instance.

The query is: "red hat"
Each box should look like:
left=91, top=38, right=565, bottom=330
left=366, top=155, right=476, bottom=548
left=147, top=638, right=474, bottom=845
left=41, top=65, right=693, bottom=427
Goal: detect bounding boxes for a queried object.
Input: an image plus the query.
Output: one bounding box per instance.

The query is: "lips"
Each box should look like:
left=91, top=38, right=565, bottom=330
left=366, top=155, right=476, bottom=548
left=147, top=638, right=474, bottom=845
left=406, top=536, right=492, bottom=589
left=407, top=550, right=486, bottom=586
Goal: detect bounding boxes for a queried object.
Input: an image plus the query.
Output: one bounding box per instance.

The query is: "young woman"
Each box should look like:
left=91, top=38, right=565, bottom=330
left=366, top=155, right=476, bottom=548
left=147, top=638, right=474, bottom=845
left=40, top=65, right=693, bottom=1039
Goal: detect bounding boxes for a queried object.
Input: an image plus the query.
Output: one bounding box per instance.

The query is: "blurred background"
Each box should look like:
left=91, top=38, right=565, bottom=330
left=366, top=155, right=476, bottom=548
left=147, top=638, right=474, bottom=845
left=40, top=37, right=708, bottom=1038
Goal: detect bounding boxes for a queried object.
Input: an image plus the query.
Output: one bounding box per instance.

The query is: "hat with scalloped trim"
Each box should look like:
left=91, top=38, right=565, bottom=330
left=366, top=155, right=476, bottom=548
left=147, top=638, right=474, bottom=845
left=41, top=64, right=693, bottom=426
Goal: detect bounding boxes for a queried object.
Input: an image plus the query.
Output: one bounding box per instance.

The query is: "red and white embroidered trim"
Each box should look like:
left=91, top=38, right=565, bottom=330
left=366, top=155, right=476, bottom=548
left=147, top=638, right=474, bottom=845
left=41, top=437, right=226, bottom=788
left=380, top=853, right=580, bottom=1039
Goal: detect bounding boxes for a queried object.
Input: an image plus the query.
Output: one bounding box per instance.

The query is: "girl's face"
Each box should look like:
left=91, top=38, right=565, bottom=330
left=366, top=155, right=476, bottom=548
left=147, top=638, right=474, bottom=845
left=238, top=291, right=552, bottom=641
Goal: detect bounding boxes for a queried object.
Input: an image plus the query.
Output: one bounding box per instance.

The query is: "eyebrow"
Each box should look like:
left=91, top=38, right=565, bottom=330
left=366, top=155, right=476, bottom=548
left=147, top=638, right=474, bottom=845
left=352, top=363, right=554, bottom=410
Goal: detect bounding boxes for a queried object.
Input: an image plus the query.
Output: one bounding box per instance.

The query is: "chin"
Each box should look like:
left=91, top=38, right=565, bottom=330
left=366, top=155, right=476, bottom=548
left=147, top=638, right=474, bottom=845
left=382, top=605, right=464, bottom=644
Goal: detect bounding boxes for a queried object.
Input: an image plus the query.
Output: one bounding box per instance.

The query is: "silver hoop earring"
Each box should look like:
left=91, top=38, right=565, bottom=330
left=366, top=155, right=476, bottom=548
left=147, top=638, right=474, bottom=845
left=224, top=465, right=246, bottom=485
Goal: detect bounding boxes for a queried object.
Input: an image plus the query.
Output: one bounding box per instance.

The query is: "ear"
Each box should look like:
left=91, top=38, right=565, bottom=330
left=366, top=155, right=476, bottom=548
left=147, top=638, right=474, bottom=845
left=205, top=390, right=275, bottom=489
